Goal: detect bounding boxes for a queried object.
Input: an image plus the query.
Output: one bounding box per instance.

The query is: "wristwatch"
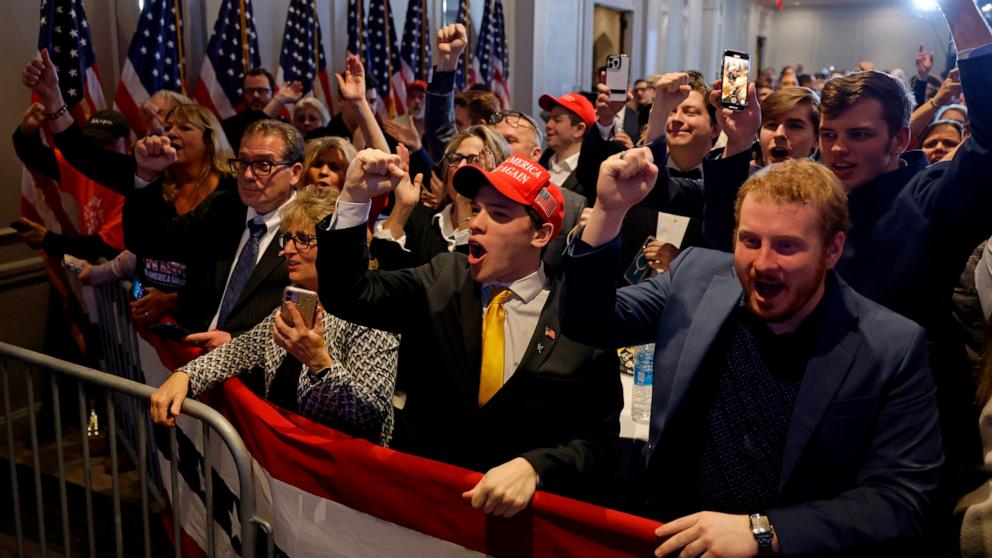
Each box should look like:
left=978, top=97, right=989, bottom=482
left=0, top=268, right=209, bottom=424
left=749, top=513, right=774, bottom=555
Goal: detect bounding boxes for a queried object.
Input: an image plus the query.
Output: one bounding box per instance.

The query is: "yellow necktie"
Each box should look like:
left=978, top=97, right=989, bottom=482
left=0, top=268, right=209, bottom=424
left=479, top=287, right=514, bottom=407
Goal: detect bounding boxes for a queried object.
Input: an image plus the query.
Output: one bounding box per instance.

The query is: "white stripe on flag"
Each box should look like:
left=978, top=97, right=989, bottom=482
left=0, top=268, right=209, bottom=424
left=199, top=58, right=237, bottom=119
left=85, top=66, right=107, bottom=111
left=119, top=60, right=152, bottom=107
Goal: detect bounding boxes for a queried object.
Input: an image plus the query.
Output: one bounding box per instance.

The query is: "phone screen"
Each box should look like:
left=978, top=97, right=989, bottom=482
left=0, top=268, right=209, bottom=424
left=721, top=51, right=750, bottom=110
left=131, top=279, right=145, bottom=301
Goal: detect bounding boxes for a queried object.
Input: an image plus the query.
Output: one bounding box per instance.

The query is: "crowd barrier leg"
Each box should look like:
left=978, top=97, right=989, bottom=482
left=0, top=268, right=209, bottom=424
left=0, top=341, right=268, bottom=558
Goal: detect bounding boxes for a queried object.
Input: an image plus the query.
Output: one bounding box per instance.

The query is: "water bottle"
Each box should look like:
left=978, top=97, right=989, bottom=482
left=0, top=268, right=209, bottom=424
left=631, top=343, right=654, bottom=424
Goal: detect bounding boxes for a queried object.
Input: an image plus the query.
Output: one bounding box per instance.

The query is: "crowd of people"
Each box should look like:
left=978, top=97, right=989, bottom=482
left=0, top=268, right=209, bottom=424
left=11, top=0, right=992, bottom=555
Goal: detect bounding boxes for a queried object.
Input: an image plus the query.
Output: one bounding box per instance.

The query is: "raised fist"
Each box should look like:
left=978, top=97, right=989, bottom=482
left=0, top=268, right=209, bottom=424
left=135, top=135, right=178, bottom=182
left=437, top=24, right=468, bottom=73
left=341, top=148, right=404, bottom=204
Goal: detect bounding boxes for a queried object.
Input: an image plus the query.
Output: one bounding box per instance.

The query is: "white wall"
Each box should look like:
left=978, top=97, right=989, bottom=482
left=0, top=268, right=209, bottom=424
left=764, top=3, right=952, bottom=75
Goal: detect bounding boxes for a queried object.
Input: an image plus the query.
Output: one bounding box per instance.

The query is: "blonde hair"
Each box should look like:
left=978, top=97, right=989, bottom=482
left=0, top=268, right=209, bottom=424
left=734, top=159, right=850, bottom=244
left=293, top=97, right=331, bottom=126
left=161, top=104, right=233, bottom=202
left=279, top=187, right=339, bottom=232
left=302, top=137, right=357, bottom=182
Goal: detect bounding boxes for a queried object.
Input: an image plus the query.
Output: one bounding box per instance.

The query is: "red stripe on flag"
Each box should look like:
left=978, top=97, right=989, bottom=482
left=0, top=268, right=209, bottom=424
left=217, top=378, right=661, bottom=557
left=114, top=81, right=147, bottom=137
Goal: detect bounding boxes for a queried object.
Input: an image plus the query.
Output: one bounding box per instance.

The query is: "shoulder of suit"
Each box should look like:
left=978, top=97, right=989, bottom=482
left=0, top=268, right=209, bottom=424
left=669, top=246, right=733, bottom=278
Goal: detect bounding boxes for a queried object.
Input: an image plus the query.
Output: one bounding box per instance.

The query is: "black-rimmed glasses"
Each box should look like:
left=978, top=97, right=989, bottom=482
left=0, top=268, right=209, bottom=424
left=278, top=232, right=317, bottom=252
left=488, top=111, right=535, bottom=130
left=443, top=152, right=486, bottom=166
left=229, top=158, right=296, bottom=177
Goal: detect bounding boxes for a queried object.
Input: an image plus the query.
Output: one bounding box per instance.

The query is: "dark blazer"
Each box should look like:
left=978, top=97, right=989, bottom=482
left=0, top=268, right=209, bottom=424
left=317, top=222, right=622, bottom=499
left=123, top=178, right=289, bottom=336
left=561, top=243, right=943, bottom=556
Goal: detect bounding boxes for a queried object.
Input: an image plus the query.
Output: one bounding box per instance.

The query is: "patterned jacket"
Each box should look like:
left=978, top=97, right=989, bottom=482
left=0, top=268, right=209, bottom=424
left=181, top=308, right=399, bottom=446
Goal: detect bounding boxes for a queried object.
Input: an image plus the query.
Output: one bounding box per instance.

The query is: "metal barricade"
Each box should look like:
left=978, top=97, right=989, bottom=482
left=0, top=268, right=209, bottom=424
left=0, top=341, right=266, bottom=558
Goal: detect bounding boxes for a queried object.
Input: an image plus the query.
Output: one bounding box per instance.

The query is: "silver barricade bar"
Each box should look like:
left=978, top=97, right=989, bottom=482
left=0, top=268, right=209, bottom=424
left=0, top=341, right=267, bottom=558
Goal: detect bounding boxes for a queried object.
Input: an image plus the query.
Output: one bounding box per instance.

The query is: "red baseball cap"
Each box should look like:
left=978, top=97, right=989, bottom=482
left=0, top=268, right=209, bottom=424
left=453, top=155, right=566, bottom=239
left=406, top=80, right=427, bottom=92
left=538, top=92, right=596, bottom=128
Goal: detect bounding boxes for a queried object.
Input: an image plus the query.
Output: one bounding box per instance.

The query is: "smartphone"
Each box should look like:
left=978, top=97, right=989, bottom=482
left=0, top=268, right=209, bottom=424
left=149, top=322, right=193, bottom=340
left=131, top=279, right=145, bottom=301
left=605, top=54, right=630, bottom=103
left=63, top=254, right=84, bottom=273
left=282, top=286, right=318, bottom=329
left=720, top=49, right=750, bottom=111
left=9, top=221, right=30, bottom=233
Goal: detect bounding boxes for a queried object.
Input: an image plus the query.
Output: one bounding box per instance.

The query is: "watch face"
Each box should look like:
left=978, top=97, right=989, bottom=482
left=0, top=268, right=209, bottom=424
left=750, top=514, right=772, bottom=535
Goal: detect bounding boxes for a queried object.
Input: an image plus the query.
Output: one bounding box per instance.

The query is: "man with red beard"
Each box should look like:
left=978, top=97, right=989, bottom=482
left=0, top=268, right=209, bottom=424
left=316, top=149, right=621, bottom=517
left=562, top=152, right=942, bottom=556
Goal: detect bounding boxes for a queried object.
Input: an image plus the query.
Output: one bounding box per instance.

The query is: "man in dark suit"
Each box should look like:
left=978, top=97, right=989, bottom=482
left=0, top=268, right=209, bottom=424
left=561, top=151, right=942, bottom=555
left=131, top=119, right=302, bottom=347
left=317, top=149, right=621, bottom=517
left=537, top=92, right=596, bottom=197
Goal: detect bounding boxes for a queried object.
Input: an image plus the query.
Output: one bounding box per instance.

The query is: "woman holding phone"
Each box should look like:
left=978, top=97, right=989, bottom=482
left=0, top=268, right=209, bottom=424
left=150, top=189, right=400, bottom=445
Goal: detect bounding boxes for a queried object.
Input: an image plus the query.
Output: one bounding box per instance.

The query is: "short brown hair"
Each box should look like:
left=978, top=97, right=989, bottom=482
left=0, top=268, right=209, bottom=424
left=734, top=159, right=850, bottom=244
left=455, top=90, right=501, bottom=125
left=761, top=87, right=821, bottom=135
left=685, top=70, right=717, bottom=126
left=820, top=70, right=915, bottom=137
left=242, top=119, right=305, bottom=163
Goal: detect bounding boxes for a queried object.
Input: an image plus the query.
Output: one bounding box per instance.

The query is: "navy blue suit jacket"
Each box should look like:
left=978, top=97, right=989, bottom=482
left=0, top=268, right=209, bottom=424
left=561, top=242, right=943, bottom=555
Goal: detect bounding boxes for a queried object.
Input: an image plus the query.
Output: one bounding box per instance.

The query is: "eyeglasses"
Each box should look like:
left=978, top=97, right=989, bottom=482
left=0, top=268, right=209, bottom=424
left=488, top=111, right=536, bottom=131
left=443, top=151, right=486, bottom=167
left=229, top=159, right=296, bottom=177
left=278, top=232, right=317, bottom=252
left=244, top=87, right=272, bottom=96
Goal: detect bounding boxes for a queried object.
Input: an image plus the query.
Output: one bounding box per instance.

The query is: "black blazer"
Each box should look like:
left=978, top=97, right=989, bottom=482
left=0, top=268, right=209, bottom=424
left=317, top=223, right=621, bottom=499
left=538, top=148, right=583, bottom=199
left=124, top=177, right=289, bottom=336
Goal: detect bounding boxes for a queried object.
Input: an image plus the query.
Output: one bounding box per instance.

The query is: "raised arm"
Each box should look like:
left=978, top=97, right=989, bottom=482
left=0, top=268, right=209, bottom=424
left=908, top=68, right=961, bottom=147
left=263, top=81, right=303, bottom=118
left=337, top=54, right=389, bottom=152
left=424, top=24, right=467, bottom=160
left=12, top=103, right=59, bottom=180
left=940, top=0, right=992, bottom=52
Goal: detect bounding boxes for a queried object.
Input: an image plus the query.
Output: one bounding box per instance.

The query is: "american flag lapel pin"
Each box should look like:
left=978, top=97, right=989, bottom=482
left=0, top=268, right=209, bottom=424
left=537, top=343, right=544, bottom=354
left=544, top=326, right=557, bottom=340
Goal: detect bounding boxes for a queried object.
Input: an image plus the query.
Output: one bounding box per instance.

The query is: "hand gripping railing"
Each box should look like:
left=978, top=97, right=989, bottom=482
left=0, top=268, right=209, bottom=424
left=0, top=340, right=265, bottom=558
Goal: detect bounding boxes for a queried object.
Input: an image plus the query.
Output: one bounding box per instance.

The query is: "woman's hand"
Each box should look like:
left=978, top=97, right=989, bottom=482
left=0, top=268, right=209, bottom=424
left=130, top=287, right=179, bottom=326
left=273, top=303, right=333, bottom=371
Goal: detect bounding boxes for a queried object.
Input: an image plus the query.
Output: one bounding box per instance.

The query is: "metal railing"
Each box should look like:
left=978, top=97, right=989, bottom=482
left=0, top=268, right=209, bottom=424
left=0, top=340, right=265, bottom=558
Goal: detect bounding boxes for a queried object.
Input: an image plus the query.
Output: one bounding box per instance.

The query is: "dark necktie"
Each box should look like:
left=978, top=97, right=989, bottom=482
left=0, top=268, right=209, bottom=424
left=217, top=217, right=267, bottom=329
left=668, top=167, right=703, bottom=180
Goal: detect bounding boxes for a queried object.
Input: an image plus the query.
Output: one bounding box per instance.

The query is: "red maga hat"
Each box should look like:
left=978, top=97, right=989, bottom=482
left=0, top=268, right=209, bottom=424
left=538, top=92, right=596, bottom=128
left=452, top=155, right=565, bottom=238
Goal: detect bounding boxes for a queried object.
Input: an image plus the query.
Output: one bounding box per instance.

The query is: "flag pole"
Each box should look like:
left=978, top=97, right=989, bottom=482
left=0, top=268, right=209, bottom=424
left=420, top=1, right=428, bottom=80
left=239, top=0, right=250, bottom=73
left=384, top=1, right=396, bottom=119
left=174, top=0, right=187, bottom=92
left=463, top=0, right=472, bottom=89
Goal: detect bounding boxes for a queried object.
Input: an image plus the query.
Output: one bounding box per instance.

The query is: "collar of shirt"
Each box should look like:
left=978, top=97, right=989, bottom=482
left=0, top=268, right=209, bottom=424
left=245, top=191, right=295, bottom=234
left=482, top=264, right=548, bottom=307
left=431, top=203, right=469, bottom=251
left=666, top=156, right=704, bottom=179
left=550, top=151, right=580, bottom=175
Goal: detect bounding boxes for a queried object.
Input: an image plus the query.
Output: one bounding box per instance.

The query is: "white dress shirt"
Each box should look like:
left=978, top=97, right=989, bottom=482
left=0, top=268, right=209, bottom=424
left=548, top=151, right=580, bottom=187
left=482, top=265, right=551, bottom=383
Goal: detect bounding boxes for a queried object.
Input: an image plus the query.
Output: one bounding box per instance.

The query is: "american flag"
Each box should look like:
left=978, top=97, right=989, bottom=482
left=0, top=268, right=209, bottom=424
left=453, top=0, right=474, bottom=91
left=367, top=0, right=407, bottom=117
left=399, top=0, right=431, bottom=83
left=346, top=0, right=367, bottom=59
left=534, top=187, right=559, bottom=220
left=114, top=0, right=185, bottom=136
left=27, top=0, right=107, bottom=352
left=490, top=0, right=511, bottom=108
left=38, top=0, right=105, bottom=122
left=473, top=0, right=510, bottom=108
left=193, top=0, right=260, bottom=119
left=278, top=0, right=334, bottom=115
